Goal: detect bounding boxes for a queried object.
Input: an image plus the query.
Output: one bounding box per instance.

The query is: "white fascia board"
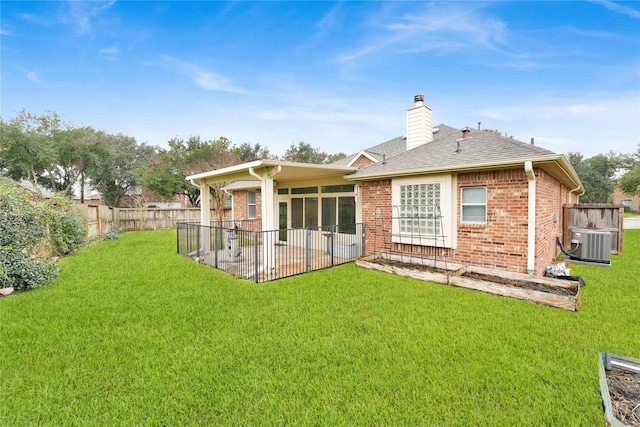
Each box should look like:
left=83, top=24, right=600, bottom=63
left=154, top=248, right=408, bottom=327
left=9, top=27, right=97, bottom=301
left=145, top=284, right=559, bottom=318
left=346, top=151, right=378, bottom=167
left=343, top=154, right=582, bottom=188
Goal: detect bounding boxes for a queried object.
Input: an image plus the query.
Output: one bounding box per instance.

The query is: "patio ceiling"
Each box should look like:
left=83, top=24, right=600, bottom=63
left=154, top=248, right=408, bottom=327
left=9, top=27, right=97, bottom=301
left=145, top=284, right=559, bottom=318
left=186, top=160, right=358, bottom=186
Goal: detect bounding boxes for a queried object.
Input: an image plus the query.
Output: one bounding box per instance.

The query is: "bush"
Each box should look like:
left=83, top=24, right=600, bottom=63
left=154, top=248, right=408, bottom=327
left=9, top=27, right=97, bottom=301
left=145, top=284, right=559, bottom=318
left=104, top=226, right=123, bottom=240
left=39, top=194, right=87, bottom=256
left=0, top=247, right=57, bottom=290
left=0, top=179, right=59, bottom=290
left=0, top=180, right=45, bottom=251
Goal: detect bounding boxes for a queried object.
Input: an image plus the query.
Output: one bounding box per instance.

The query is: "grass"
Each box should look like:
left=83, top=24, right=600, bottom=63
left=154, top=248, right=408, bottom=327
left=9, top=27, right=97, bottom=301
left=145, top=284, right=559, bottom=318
left=1, top=230, right=639, bottom=426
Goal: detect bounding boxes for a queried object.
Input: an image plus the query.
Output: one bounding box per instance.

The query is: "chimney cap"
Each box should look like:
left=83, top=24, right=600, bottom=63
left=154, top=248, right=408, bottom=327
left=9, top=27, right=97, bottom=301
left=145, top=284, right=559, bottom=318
left=414, top=94, right=425, bottom=103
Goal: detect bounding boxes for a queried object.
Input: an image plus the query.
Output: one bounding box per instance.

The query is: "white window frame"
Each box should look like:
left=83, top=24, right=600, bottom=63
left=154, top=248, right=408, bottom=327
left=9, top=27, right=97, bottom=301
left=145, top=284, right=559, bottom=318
left=460, top=186, right=487, bottom=224
left=247, top=190, right=257, bottom=219
left=391, top=174, right=455, bottom=248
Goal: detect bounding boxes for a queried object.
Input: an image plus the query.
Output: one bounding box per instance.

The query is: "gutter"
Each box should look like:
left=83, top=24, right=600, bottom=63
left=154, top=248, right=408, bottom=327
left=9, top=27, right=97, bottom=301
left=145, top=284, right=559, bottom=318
left=525, top=161, right=536, bottom=275
left=343, top=154, right=566, bottom=181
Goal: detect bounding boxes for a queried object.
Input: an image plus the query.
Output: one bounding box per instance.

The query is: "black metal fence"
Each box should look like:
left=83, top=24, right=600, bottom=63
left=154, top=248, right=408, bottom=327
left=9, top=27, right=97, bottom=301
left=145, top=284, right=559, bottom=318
left=177, top=222, right=366, bottom=283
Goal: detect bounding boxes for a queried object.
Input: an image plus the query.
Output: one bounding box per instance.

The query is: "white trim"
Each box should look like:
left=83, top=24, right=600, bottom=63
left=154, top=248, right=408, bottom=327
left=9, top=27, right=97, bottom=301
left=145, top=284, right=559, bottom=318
left=346, top=151, right=378, bottom=167
left=524, top=161, right=536, bottom=275
left=460, top=186, right=487, bottom=224
left=391, top=174, right=454, bottom=248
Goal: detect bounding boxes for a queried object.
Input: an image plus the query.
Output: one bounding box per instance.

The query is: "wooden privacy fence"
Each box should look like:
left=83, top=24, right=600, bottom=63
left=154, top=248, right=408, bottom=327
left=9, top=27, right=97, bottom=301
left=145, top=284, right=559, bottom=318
left=563, top=204, right=624, bottom=254
left=77, top=205, right=228, bottom=237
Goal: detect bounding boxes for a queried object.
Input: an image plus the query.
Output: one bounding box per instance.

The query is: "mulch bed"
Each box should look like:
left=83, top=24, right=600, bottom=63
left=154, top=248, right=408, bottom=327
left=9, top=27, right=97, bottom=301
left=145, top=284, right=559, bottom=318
left=372, top=258, right=576, bottom=297
left=608, top=368, right=640, bottom=426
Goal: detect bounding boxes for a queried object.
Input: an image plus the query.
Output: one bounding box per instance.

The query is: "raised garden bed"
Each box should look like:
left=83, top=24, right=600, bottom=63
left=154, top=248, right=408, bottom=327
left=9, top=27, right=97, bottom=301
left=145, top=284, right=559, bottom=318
left=598, top=352, right=640, bottom=427
left=356, top=254, right=582, bottom=311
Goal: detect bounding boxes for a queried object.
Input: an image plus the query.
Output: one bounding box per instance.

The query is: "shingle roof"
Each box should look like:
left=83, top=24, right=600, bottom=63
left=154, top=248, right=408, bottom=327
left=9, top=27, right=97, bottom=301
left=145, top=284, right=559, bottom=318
left=329, top=135, right=408, bottom=166
left=348, top=124, right=556, bottom=178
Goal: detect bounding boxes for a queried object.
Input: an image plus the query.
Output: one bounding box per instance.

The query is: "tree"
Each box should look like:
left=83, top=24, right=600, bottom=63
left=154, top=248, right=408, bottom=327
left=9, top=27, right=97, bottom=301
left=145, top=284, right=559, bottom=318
left=231, top=142, right=273, bottom=162
left=326, top=152, right=347, bottom=163
left=138, top=136, right=240, bottom=218
left=0, top=110, right=59, bottom=191
left=568, top=150, right=625, bottom=203
left=88, top=132, right=155, bottom=207
left=282, top=141, right=325, bottom=163
left=618, top=145, right=640, bottom=196
left=184, top=137, right=239, bottom=221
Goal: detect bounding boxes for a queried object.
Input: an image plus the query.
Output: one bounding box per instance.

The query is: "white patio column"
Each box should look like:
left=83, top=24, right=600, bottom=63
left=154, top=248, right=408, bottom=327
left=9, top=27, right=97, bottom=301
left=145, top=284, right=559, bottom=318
left=249, top=166, right=281, bottom=275
left=199, top=182, right=211, bottom=254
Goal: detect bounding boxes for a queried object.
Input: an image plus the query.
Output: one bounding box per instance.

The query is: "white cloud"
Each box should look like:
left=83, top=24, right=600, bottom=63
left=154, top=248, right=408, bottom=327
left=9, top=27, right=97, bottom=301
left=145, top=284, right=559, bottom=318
left=471, top=94, right=640, bottom=156
left=589, top=0, right=640, bottom=19
left=159, top=56, right=247, bottom=94
left=26, top=71, right=41, bottom=83
left=336, top=3, right=510, bottom=65
left=99, top=46, right=120, bottom=55
left=63, top=0, right=116, bottom=34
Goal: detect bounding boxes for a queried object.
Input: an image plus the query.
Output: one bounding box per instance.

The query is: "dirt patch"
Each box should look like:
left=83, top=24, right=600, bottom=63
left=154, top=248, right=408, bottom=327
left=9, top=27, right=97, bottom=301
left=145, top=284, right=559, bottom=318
left=608, top=368, right=640, bottom=426
left=372, top=258, right=576, bottom=297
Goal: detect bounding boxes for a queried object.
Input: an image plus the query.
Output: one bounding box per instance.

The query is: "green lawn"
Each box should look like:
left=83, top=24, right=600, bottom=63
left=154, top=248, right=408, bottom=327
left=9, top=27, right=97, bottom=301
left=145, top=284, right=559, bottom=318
left=1, top=230, right=639, bottom=426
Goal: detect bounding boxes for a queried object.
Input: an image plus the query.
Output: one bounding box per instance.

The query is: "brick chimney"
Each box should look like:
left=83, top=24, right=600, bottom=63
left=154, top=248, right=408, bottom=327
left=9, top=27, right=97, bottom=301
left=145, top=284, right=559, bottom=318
left=406, top=94, right=433, bottom=151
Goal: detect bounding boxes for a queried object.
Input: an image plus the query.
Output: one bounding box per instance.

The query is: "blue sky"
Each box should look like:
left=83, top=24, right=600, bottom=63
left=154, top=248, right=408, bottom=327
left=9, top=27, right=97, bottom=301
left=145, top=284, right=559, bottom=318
left=2, top=1, right=639, bottom=158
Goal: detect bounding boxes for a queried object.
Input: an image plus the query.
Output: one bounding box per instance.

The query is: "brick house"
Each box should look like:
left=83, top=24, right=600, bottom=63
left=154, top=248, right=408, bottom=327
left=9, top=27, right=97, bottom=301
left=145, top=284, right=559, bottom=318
left=187, top=95, right=583, bottom=276
left=614, top=188, right=640, bottom=212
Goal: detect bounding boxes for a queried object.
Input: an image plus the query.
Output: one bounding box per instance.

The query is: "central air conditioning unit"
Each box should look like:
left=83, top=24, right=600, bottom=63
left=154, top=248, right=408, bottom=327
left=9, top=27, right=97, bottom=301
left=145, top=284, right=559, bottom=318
left=569, top=229, right=611, bottom=265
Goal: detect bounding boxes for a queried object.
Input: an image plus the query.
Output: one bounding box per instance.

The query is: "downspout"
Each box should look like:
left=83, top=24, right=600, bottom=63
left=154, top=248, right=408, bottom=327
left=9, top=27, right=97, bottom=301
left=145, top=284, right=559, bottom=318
left=524, top=161, right=536, bottom=275
left=248, top=167, right=262, bottom=183
left=569, top=185, right=585, bottom=204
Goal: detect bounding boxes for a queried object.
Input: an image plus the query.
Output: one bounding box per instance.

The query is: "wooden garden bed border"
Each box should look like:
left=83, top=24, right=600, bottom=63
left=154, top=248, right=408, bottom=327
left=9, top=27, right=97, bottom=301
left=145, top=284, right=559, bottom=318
left=356, top=254, right=581, bottom=311
left=598, top=352, right=640, bottom=427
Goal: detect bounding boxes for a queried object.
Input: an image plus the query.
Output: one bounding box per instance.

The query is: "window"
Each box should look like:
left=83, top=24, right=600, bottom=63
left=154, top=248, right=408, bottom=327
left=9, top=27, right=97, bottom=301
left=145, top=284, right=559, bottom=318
left=304, top=197, right=318, bottom=227
left=322, top=198, right=337, bottom=228
left=391, top=174, right=455, bottom=248
left=291, top=186, right=318, bottom=195
left=321, top=196, right=356, bottom=234
left=321, top=184, right=354, bottom=193
left=461, top=186, right=487, bottom=223
left=622, top=199, right=633, bottom=209
left=247, top=190, right=256, bottom=219
left=291, top=197, right=318, bottom=228
left=291, top=198, right=303, bottom=228
left=338, top=196, right=356, bottom=234
left=399, top=183, right=441, bottom=235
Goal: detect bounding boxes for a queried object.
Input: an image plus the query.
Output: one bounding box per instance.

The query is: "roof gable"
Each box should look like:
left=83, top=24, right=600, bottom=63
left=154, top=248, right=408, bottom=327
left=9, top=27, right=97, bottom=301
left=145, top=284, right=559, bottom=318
left=349, top=126, right=556, bottom=178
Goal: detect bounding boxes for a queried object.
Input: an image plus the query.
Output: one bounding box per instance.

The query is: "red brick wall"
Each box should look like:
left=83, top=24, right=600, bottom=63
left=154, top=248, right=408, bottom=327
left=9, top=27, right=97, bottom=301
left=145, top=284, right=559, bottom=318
left=614, top=188, right=640, bottom=211
left=232, top=189, right=262, bottom=220
left=455, top=169, right=529, bottom=272
left=360, top=168, right=568, bottom=274
left=361, top=180, right=392, bottom=254
left=352, top=155, right=375, bottom=168
left=534, top=169, right=568, bottom=274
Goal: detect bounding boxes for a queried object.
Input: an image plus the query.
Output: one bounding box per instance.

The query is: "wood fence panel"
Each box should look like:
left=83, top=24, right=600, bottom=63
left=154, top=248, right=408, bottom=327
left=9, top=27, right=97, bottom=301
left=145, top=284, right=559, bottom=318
left=79, top=206, right=230, bottom=235
left=563, top=204, right=624, bottom=254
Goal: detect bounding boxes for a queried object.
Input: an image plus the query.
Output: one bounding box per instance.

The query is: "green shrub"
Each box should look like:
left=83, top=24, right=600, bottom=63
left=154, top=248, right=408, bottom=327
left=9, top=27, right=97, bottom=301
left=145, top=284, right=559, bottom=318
left=39, top=194, right=87, bottom=256
left=0, top=180, right=45, bottom=251
left=0, top=247, right=57, bottom=290
left=104, top=226, right=123, bottom=240
left=0, top=179, right=59, bottom=290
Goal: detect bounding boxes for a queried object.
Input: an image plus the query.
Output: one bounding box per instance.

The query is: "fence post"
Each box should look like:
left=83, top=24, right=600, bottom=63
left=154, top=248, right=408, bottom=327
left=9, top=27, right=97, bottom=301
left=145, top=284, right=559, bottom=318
left=254, top=231, right=259, bottom=283
left=362, top=223, right=366, bottom=257
left=214, top=227, right=219, bottom=269
left=176, top=223, right=181, bottom=254
left=330, top=225, right=335, bottom=266
left=306, top=228, right=311, bottom=272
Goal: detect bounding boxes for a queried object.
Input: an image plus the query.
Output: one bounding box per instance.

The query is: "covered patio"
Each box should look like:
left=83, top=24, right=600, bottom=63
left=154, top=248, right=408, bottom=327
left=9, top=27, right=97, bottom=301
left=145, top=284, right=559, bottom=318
left=180, top=159, right=365, bottom=281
